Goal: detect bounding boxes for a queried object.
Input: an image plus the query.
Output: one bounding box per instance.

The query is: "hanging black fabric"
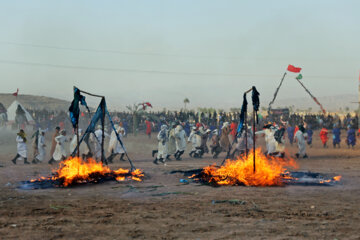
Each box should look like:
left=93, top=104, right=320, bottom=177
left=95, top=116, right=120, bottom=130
left=236, top=93, right=248, bottom=136
left=69, top=87, right=90, bottom=129
left=71, top=99, right=104, bottom=156
left=71, top=98, right=135, bottom=170
left=251, top=86, right=260, bottom=124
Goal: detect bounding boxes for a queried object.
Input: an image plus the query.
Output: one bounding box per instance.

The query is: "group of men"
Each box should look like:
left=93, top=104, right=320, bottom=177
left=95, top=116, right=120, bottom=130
left=318, top=125, right=357, bottom=149
left=262, top=123, right=308, bottom=159
left=11, top=127, right=70, bottom=165
left=287, top=124, right=358, bottom=150
left=151, top=121, right=257, bottom=165
left=10, top=118, right=360, bottom=166
left=10, top=124, right=128, bottom=165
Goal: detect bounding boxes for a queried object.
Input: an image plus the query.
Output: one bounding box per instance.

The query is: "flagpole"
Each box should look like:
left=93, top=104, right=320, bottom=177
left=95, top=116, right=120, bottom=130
left=76, top=124, right=80, bottom=158
left=251, top=86, right=260, bottom=174
left=253, top=109, right=256, bottom=173
left=295, top=77, right=326, bottom=114
left=244, top=109, right=248, bottom=157
left=101, top=98, right=107, bottom=165
left=268, top=72, right=287, bottom=114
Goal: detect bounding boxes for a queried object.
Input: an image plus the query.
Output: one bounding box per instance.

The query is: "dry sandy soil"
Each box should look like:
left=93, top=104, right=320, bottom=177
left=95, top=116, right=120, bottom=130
left=0, top=129, right=359, bottom=240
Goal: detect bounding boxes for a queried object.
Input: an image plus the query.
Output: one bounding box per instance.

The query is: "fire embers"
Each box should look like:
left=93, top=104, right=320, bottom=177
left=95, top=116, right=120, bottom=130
left=191, top=149, right=298, bottom=186
left=190, top=149, right=342, bottom=187
left=26, top=157, right=144, bottom=188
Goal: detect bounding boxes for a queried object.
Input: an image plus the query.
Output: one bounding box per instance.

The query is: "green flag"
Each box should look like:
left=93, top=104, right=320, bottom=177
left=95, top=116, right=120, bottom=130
left=296, top=74, right=303, bottom=80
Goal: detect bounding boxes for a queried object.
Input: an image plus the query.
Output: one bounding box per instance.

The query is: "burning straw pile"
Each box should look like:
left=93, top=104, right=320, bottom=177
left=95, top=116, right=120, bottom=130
left=189, top=149, right=341, bottom=187
left=21, top=157, right=144, bottom=189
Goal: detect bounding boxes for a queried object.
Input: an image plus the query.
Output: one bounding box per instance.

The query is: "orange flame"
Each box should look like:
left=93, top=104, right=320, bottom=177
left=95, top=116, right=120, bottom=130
left=333, top=176, right=342, bottom=181
left=31, top=157, right=144, bottom=187
left=197, top=149, right=298, bottom=186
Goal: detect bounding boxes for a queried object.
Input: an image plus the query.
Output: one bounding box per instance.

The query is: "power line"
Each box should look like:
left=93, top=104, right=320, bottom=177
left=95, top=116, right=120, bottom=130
left=0, top=41, right=239, bottom=60
left=0, top=59, right=277, bottom=77
left=0, top=59, right=355, bottom=80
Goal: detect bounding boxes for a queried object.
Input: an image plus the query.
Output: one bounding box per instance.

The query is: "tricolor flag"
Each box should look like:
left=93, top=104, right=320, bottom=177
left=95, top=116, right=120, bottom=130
left=287, top=64, right=302, bottom=73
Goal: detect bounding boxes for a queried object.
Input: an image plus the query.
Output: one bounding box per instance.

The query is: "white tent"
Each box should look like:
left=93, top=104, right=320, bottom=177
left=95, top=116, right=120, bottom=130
left=7, top=100, right=34, bottom=123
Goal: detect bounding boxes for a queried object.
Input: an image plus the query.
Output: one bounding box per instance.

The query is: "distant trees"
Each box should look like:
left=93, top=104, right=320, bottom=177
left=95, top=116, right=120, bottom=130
left=183, top=98, right=190, bottom=110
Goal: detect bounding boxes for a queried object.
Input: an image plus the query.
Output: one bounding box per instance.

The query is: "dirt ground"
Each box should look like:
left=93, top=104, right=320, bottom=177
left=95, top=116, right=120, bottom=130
left=0, top=129, right=359, bottom=240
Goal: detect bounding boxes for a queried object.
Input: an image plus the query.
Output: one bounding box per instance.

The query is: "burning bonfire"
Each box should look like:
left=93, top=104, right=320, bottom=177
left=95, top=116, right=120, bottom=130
left=22, top=157, right=144, bottom=189
left=190, top=149, right=341, bottom=186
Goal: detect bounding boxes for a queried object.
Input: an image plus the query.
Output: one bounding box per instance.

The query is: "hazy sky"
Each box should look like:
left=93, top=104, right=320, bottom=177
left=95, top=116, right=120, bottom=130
left=0, top=0, right=359, bottom=110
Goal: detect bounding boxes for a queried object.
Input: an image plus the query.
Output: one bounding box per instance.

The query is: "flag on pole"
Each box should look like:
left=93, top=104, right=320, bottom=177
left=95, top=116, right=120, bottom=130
left=140, top=102, right=153, bottom=110
left=12, top=88, right=19, bottom=97
left=296, top=74, right=303, bottom=80
left=287, top=64, right=302, bottom=73
left=69, top=87, right=90, bottom=129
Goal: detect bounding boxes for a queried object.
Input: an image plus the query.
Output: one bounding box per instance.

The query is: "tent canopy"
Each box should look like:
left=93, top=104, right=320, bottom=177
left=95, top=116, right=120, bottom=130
left=0, top=102, right=6, bottom=113
left=7, top=100, right=34, bottom=122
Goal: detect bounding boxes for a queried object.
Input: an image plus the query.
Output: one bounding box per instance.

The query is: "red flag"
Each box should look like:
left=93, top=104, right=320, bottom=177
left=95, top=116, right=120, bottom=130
left=145, top=102, right=152, bottom=108
left=12, top=88, right=19, bottom=97
left=287, top=65, right=302, bottom=73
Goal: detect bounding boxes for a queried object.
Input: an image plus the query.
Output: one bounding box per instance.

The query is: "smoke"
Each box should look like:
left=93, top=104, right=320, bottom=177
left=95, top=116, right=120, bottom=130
left=0, top=128, right=18, bottom=155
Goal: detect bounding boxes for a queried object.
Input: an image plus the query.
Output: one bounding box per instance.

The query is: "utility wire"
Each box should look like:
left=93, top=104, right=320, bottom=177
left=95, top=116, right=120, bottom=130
left=0, top=41, right=240, bottom=59
left=0, top=59, right=278, bottom=77
left=0, top=59, right=355, bottom=80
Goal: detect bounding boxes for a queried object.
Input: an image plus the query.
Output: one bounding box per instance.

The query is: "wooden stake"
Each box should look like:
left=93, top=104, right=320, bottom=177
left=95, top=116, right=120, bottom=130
left=295, top=77, right=326, bottom=114
left=253, top=110, right=256, bottom=173
left=244, top=110, right=248, bottom=157
left=268, top=72, right=287, bottom=113
left=101, top=98, right=106, bottom=164
left=76, top=125, right=80, bottom=158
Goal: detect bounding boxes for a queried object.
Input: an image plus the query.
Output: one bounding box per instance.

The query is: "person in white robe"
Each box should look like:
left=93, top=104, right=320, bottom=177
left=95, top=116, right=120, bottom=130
left=294, top=125, right=308, bottom=158
left=69, top=129, right=90, bottom=158
left=153, top=125, right=168, bottom=165
left=11, top=129, right=30, bottom=164
left=274, top=127, right=286, bottom=158
left=108, top=127, right=126, bottom=163
left=93, top=125, right=110, bottom=161
left=49, top=130, right=68, bottom=164
left=33, top=129, right=46, bottom=163
left=210, top=129, right=222, bottom=159
left=174, top=124, right=187, bottom=160
left=167, top=123, right=177, bottom=160
left=188, top=127, right=198, bottom=152
left=264, top=126, right=277, bottom=156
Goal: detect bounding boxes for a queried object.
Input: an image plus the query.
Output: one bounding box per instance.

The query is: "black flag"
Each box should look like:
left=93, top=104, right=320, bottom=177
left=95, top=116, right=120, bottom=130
left=69, top=87, right=89, bottom=129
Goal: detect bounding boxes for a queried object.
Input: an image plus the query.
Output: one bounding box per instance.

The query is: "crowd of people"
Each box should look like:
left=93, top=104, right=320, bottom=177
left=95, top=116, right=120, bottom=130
left=6, top=106, right=360, bottom=166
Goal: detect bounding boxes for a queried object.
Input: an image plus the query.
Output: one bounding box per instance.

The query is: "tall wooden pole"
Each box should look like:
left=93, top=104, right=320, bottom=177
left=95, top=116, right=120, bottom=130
left=101, top=98, right=106, bottom=164
left=268, top=72, right=287, bottom=114
left=76, top=124, right=80, bottom=158
left=295, top=77, right=326, bottom=115
left=253, top=110, right=256, bottom=173
left=244, top=111, right=248, bottom=157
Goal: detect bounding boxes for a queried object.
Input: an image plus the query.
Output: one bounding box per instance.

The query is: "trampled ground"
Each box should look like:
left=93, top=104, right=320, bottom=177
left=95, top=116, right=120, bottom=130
left=0, top=130, right=359, bottom=239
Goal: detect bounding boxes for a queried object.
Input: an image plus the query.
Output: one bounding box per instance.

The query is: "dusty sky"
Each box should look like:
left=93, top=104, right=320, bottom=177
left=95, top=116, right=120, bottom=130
left=0, top=0, right=359, bottom=110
